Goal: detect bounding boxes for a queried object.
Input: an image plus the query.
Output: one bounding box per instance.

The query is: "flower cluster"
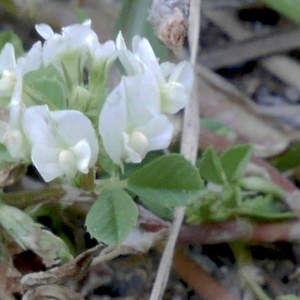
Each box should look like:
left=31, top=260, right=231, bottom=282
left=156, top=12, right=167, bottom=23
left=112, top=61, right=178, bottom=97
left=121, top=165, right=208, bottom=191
left=0, top=21, right=194, bottom=182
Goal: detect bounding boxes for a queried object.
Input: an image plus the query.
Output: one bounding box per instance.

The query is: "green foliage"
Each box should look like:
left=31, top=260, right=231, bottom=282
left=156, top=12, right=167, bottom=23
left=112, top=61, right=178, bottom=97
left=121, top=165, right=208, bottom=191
left=271, top=140, right=300, bottom=171
left=201, top=118, right=235, bottom=138
left=221, top=145, right=252, bottom=182
left=114, top=0, right=167, bottom=60
left=258, top=0, right=300, bottom=26
left=186, top=145, right=295, bottom=224
left=127, top=154, right=204, bottom=218
left=199, top=147, right=225, bottom=184
left=24, top=65, right=67, bottom=110
left=0, top=204, right=72, bottom=266
left=85, top=188, right=138, bottom=245
left=0, top=30, right=24, bottom=56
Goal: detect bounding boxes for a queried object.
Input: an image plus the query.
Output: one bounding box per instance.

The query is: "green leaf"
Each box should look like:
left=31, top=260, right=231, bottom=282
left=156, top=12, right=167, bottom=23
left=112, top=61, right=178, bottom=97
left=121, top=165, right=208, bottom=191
left=0, top=204, right=72, bottom=267
left=85, top=188, right=138, bottom=245
left=114, top=0, right=167, bottom=60
left=199, top=147, right=224, bottom=184
left=201, top=118, right=235, bottom=138
left=221, top=145, right=252, bottom=182
left=235, top=195, right=296, bottom=221
left=0, top=30, right=24, bottom=57
left=127, top=154, right=204, bottom=210
left=239, top=176, right=286, bottom=199
left=258, top=0, right=300, bottom=26
left=271, top=140, right=300, bottom=171
left=24, top=65, right=66, bottom=110
left=0, top=143, right=14, bottom=162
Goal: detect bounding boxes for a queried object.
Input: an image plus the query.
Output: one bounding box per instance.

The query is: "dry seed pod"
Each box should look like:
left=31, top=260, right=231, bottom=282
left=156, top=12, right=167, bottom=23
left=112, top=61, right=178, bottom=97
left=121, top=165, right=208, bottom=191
left=148, top=0, right=190, bottom=51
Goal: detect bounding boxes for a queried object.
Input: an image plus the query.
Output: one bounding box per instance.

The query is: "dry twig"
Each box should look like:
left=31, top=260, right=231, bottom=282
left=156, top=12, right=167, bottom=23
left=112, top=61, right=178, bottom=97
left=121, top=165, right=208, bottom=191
left=149, top=1, right=201, bottom=300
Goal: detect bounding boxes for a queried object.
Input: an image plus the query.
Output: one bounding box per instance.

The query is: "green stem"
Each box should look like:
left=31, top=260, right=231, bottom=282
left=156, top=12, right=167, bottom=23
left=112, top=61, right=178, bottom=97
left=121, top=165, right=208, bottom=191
left=241, top=273, right=273, bottom=300
left=230, top=241, right=274, bottom=300
left=0, top=186, right=65, bottom=209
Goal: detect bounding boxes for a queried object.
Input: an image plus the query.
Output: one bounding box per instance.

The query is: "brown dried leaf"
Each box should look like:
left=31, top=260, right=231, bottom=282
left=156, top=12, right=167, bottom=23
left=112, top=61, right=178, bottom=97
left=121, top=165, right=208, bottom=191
left=21, top=244, right=104, bottom=290
left=0, top=261, right=22, bottom=300
left=22, top=285, right=85, bottom=300
left=0, top=163, right=26, bottom=188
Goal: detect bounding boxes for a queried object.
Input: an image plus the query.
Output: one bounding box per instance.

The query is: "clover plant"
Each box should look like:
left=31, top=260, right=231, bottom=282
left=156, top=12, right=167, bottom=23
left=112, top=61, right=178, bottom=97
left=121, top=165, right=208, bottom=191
left=0, top=21, right=202, bottom=254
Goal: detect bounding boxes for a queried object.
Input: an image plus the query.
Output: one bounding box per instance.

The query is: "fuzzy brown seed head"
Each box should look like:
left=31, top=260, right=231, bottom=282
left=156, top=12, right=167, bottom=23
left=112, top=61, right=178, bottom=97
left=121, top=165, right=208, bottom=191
left=148, top=0, right=189, bottom=51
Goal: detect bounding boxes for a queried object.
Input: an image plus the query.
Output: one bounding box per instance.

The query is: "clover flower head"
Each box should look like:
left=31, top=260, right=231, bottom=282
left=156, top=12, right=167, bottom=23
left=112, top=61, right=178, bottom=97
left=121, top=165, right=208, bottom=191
left=36, top=21, right=99, bottom=83
left=99, top=70, right=173, bottom=166
left=22, top=105, right=99, bottom=182
left=116, top=32, right=194, bottom=114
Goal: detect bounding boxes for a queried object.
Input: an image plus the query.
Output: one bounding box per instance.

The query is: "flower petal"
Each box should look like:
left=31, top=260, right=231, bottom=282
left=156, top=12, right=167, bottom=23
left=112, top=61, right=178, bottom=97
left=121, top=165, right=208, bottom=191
left=50, top=110, right=98, bottom=166
left=161, top=82, right=189, bottom=114
left=116, top=32, right=142, bottom=75
left=0, top=43, right=16, bottom=73
left=35, top=24, right=54, bottom=40
left=99, top=81, right=127, bottom=166
left=123, top=71, right=160, bottom=128
left=72, top=139, right=92, bottom=173
left=169, top=61, right=194, bottom=94
left=31, top=145, right=63, bottom=182
left=132, top=36, right=164, bottom=83
left=22, top=105, right=60, bottom=148
left=138, top=115, right=173, bottom=151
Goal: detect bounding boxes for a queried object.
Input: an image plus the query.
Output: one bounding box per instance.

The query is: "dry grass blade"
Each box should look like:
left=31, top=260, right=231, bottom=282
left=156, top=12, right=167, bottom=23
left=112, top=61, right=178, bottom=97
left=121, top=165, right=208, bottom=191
left=149, top=1, right=201, bottom=300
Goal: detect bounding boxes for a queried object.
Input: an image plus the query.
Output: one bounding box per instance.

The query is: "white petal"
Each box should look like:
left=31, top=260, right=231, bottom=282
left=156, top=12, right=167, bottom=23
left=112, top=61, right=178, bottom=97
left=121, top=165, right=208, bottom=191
left=123, top=132, right=143, bottom=163
left=132, top=36, right=164, bottom=83
left=22, top=105, right=60, bottom=147
left=138, top=115, right=173, bottom=151
left=169, top=61, right=194, bottom=93
left=58, top=149, right=77, bottom=178
left=3, top=129, right=28, bottom=159
left=50, top=110, right=98, bottom=166
left=31, top=145, right=63, bottom=182
left=82, top=19, right=92, bottom=27
left=71, top=139, right=92, bottom=173
left=35, top=24, right=54, bottom=40
left=99, top=82, right=127, bottom=166
left=161, top=82, right=189, bottom=114
left=62, top=23, right=99, bottom=50
left=123, top=71, right=160, bottom=128
left=93, top=40, right=117, bottom=66
left=21, top=41, right=42, bottom=75
left=0, top=43, right=16, bottom=73
left=116, top=32, right=141, bottom=75
left=160, top=62, right=176, bottom=78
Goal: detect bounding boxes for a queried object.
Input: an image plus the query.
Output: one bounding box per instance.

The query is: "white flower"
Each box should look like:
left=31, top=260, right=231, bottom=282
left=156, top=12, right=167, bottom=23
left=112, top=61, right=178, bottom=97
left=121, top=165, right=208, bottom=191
left=116, top=32, right=194, bottom=114
left=0, top=41, right=42, bottom=102
left=0, top=102, right=31, bottom=160
left=99, top=71, right=173, bottom=166
left=87, top=40, right=117, bottom=100
left=36, top=21, right=99, bottom=85
left=22, top=105, right=99, bottom=182
left=89, top=40, right=117, bottom=70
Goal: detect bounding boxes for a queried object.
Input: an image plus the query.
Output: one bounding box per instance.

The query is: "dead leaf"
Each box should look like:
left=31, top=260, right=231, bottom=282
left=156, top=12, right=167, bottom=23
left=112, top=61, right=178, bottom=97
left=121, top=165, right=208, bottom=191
left=22, top=285, right=85, bottom=300
left=0, top=261, right=22, bottom=300
left=0, top=163, right=26, bottom=188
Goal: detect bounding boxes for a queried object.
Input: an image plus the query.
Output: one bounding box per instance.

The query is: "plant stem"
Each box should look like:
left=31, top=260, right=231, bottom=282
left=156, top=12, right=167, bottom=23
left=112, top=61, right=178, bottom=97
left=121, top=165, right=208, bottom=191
left=0, top=186, right=65, bottom=209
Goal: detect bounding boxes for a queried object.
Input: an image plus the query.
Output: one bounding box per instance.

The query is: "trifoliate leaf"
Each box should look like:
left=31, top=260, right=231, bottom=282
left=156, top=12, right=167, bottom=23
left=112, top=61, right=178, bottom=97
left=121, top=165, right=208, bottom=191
left=86, top=188, right=138, bottom=245
left=127, top=154, right=204, bottom=210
